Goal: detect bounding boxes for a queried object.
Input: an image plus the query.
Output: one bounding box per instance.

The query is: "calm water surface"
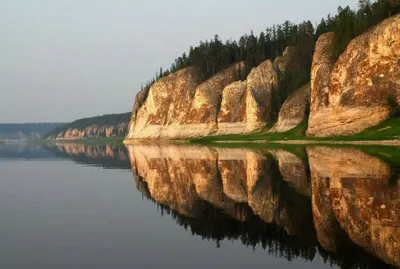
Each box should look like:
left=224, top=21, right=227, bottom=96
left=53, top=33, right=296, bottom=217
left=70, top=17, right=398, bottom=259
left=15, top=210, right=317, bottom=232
left=0, top=143, right=398, bottom=269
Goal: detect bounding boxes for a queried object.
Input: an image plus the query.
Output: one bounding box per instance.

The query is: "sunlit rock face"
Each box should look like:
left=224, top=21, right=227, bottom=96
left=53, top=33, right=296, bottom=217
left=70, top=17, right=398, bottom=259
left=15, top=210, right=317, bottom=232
left=307, top=15, right=400, bottom=137
left=49, top=123, right=128, bottom=140
left=308, top=147, right=400, bottom=267
left=125, top=55, right=287, bottom=141
left=126, top=144, right=315, bottom=236
left=125, top=67, right=202, bottom=140
left=126, top=64, right=246, bottom=140
left=216, top=60, right=279, bottom=135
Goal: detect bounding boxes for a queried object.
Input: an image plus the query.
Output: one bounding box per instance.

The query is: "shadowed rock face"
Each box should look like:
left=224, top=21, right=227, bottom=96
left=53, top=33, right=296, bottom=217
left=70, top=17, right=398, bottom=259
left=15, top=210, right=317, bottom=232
left=307, top=15, right=400, bottom=137
left=307, top=147, right=400, bottom=267
left=269, top=84, right=310, bottom=133
left=269, top=149, right=310, bottom=197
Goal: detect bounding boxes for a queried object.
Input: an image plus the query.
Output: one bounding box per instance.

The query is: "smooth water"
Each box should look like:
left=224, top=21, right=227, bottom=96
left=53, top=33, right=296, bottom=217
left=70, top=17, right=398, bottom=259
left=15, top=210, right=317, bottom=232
left=0, top=143, right=399, bottom=269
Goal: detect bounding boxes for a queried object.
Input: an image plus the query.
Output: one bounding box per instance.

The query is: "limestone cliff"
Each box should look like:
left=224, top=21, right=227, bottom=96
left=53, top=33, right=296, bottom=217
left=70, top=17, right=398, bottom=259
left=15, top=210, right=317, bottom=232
left=126, top=65, right=244, bottom=140
left=307, top=15, right=400, bottom=137
left=217, top=60, right=279, bottom=135
left=45, top=112, right=130, bottom=140
left=269, top=84, right=310, bottom=133
left=125, top=59, right=280, bottom=140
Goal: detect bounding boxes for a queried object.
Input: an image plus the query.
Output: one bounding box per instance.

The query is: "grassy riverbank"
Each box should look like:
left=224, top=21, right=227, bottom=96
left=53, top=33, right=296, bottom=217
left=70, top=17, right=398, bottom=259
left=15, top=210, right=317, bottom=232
left=191, top=118, right=400, bottom=144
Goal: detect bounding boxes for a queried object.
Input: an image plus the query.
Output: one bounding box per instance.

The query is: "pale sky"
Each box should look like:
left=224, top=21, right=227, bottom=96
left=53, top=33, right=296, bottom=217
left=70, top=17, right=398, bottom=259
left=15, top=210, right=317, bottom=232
left=0, top=0, right=358, bottom=123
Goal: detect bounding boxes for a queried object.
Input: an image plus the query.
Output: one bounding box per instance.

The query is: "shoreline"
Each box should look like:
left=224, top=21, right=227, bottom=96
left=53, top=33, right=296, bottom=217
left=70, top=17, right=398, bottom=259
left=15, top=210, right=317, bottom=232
left=123, top=138, right=400, bottom=146
left=208, top=139, right=400, bottom=146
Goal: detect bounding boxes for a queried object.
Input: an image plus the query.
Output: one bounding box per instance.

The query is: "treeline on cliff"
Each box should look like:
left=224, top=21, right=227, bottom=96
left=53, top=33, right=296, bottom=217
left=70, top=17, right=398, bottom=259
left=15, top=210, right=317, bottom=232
left=0, top=123, right=64, bottom=135
left=142, top=21, right=314, bottom=91
left=141, top=0, right=399, bottom=91
left=44, top=112, right=131, bottom=138
left=316, top=0, right=400, bottom=59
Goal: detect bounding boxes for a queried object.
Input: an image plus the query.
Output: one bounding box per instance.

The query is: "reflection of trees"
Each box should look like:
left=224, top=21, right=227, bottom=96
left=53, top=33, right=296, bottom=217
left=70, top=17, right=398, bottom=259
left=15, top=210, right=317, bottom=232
left=44, top=144, right=130, bottom=169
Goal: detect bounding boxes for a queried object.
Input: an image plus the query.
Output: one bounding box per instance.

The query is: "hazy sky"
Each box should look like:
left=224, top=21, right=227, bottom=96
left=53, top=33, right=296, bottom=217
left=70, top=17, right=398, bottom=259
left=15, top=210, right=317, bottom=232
left=1, top=0, right=358, bottom=123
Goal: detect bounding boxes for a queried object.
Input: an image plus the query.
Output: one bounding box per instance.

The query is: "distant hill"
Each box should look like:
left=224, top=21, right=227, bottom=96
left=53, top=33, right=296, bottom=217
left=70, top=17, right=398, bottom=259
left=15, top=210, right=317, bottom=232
left=44, top=112, right=131, bottom=140
left=0, top=123, right=65, bottom=140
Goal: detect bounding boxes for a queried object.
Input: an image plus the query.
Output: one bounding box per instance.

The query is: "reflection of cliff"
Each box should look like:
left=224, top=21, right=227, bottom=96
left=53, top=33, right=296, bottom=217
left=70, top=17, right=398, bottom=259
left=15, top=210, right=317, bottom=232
left=0, top=143, right=57, bottom=159
left=308, top=147, right=400, bottom=268
left=44, top=143, right=130, bottom=169
left=127, top=144, right=395, bottom=268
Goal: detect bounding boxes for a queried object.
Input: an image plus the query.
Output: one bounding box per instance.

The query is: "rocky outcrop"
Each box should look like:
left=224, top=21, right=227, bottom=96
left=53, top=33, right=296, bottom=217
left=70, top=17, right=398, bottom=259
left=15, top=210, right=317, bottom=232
left=126, top=67, right=202, bottom=140
left=125, top=65, right=244, bottom=140
left=45, top=112, right=130, bottom=140
left=216, top=60, right=279, bottom=135
left=125, top=58, right=282, bottom=140
left=269, top=84, right=310, bottom=133
left=273, top=46, right=305, bottom=73
left=50, top=123, right=128, bottom=140
left=307, top=15, right=400, bottom=137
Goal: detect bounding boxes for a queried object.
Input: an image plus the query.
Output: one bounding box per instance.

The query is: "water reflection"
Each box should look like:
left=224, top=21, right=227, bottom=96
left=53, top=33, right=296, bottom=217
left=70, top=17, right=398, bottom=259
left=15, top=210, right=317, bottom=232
left=0, top=143, right=56, bottom=160
left=127, top=144, right=399, bottom=268
left=43, top=143, right=130, bottom=169
left=308, top=147, right=400, bottom=267
left=6, top=142, right=398, bottom=268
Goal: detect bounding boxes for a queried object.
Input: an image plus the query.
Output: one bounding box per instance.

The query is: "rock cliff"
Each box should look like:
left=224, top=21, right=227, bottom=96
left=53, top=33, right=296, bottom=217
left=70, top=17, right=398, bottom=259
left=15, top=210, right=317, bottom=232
left=269, top=84, right=310, bottom=133
left=307, top=15, right=400, bottom=137
left=125, top=60, right=280, bottom=140
left=45, top=112, right=130, bottom=140
left=216, top=60, right=279, bottom=135
left=125, top=16, right=399, bottom=140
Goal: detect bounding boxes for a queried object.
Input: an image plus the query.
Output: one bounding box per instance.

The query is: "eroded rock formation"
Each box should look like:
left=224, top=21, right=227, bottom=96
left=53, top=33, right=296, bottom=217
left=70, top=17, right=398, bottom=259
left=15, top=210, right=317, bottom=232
left=50, top=123, right=128, bottom=140
left=45, top=113, right=130, bottom=140
left=307, top=15, right=400, bottom=137
left=269, top=84, right=310, bottom=133
left=125, top=60, right=281, bottom=140
left=216, top=60, right=279, bottom=135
